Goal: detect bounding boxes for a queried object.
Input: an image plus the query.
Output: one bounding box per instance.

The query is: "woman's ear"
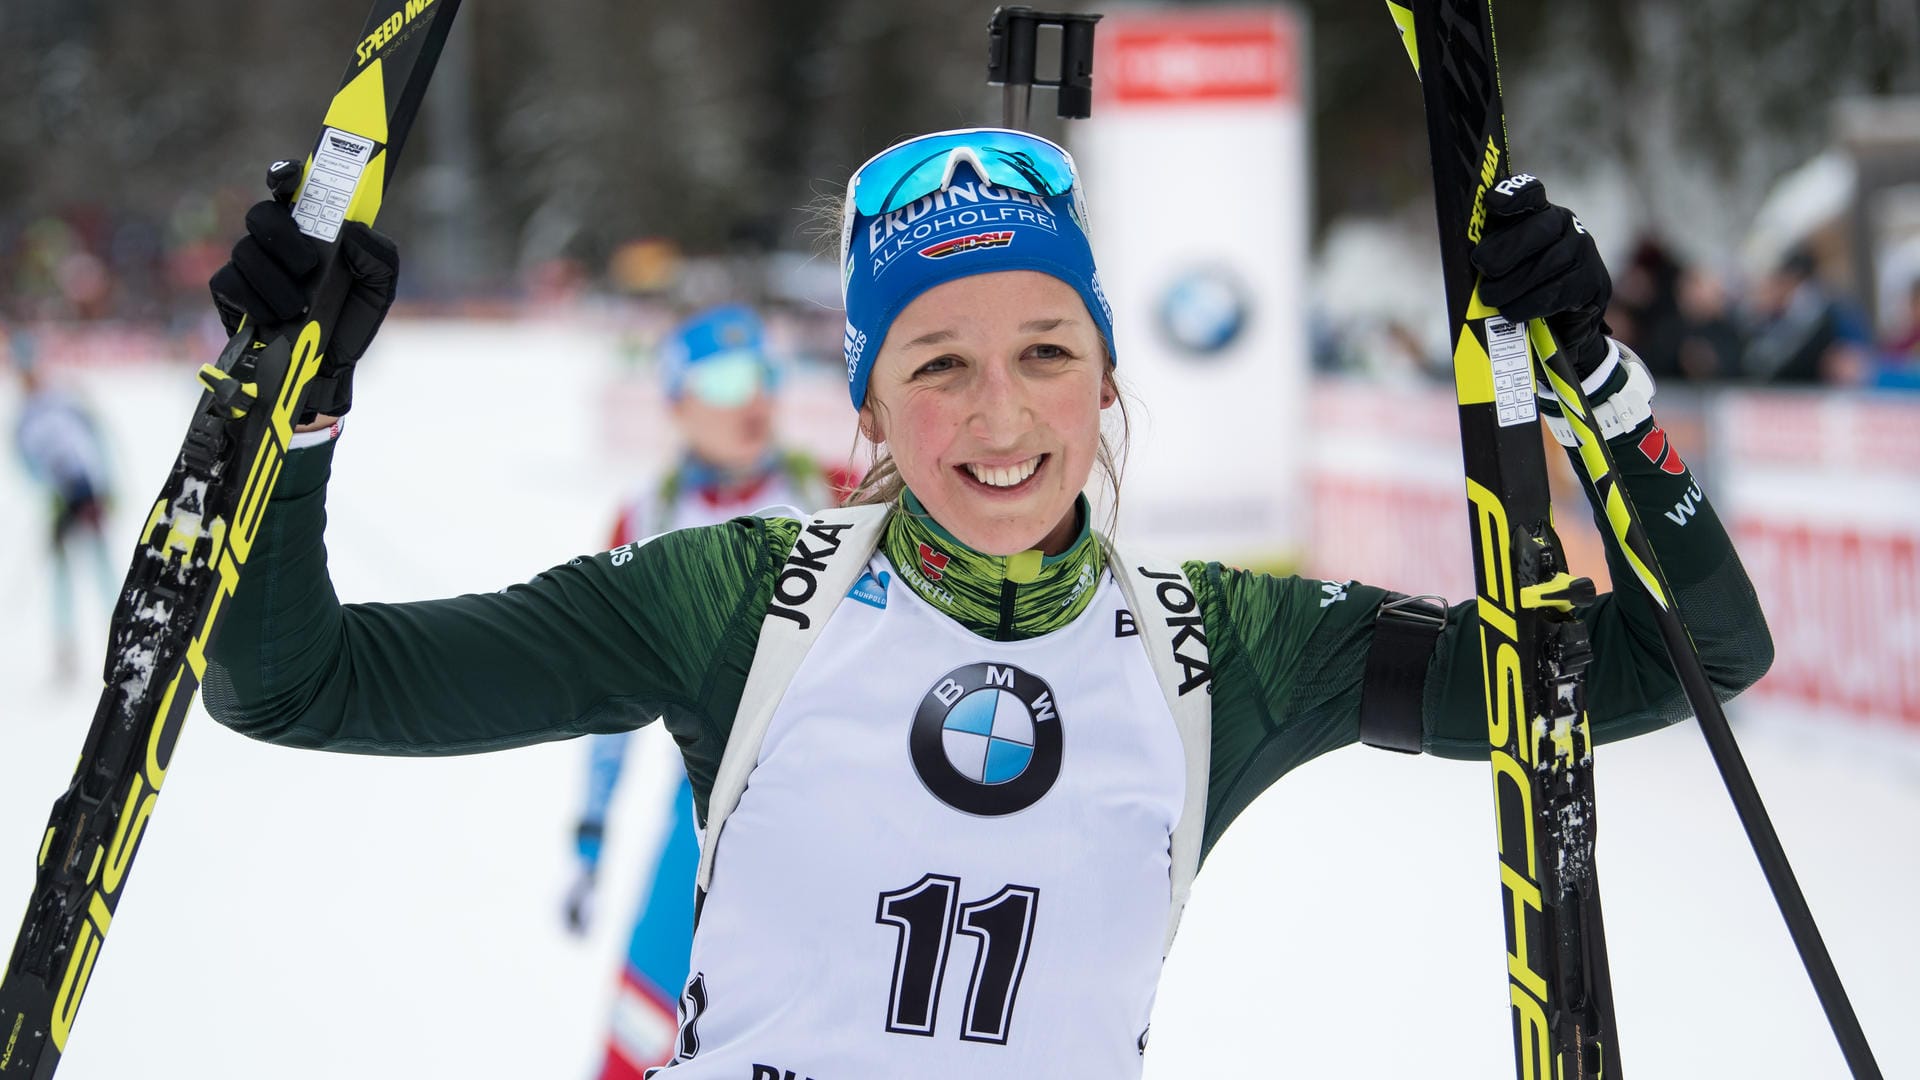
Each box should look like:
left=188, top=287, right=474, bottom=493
left=1099, top=373, right=1118, bottom=409
left=858, top=404, right=882, bottom=444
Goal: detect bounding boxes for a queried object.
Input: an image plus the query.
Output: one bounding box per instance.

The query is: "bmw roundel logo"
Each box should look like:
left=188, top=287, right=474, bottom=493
left=910, top=663, right=1063, bottom=817
left=1157, top=266, right=1250, bottom=357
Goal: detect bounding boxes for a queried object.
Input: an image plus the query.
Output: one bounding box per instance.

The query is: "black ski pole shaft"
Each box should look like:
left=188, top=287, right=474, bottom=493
left=1539, top=344, right=1884, bottom=1079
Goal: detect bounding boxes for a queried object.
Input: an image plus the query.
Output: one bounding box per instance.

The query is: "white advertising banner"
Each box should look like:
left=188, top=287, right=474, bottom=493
left=1073, top=6, right=1310, bottom=565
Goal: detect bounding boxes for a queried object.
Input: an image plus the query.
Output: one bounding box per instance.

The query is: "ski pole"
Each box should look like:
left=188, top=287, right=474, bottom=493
left=1536, top=337, right=1884, bottom=1080
left=987, top=6, right=1100, bottom=131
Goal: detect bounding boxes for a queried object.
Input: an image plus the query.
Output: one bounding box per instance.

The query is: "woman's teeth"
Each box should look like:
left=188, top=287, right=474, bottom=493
left=966, top=456, right=1043, bottom=488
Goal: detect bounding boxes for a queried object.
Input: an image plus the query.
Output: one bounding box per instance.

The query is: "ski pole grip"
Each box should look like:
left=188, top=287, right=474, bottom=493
left=1057, top=16, right=1098, bottom=119
left=988, top=7, right=1102, bottom=121
left=988, top=6, right=1040, bottom=88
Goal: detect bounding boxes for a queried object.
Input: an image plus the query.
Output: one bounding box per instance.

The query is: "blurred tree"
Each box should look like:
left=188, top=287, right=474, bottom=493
left=1284, top=0, right=1535, bottom=224
left=1507, top=0, right=1917, bottom=261
left=0, top=0, right=1899, bottom=298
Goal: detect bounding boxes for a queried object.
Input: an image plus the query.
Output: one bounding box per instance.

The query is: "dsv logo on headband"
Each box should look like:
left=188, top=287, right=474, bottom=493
left=920, top=231, right=1015, bottom=259
left=867, top=203, right=1054, bottom=279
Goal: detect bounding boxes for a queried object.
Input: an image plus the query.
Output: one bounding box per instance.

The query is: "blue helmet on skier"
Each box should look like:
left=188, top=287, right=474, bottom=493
left=659, top=304, right=779, bottom=408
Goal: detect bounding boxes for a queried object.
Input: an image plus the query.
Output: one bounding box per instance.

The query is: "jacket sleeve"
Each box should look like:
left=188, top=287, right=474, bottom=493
left=1194, top=415, right=1771, bottom=857
left=203, top=440, right=788, bottom=784
left=1420, top=420, right=1773, bottom=757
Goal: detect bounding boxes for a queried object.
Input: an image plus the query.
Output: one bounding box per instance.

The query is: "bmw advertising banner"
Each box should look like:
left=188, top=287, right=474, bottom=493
left=1074, top=6, right=1309, bottom=566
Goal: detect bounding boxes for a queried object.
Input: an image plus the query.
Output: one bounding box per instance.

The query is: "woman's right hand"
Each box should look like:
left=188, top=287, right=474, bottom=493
left=208, top=158, right=401, bottom=423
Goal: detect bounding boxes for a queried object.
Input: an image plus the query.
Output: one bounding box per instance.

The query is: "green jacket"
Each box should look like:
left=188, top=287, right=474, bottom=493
left=204, top=427, right=1771, bottom=864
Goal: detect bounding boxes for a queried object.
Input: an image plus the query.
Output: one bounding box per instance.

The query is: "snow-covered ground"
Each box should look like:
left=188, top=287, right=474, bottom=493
left=1, top=320, right=1914, bottom=1078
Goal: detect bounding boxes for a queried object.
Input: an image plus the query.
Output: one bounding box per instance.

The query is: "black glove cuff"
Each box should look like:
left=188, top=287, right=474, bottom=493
left=298, top=373, right=353, bottom=423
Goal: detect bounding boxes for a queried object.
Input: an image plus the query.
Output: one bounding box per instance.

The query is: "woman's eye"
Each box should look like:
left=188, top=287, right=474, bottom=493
left=916, top=355, right=958, bottom=376
left=1028, top=343, right=1070, bottom=360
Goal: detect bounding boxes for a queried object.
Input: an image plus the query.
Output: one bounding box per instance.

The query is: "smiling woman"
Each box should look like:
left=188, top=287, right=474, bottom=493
left=836, top=129, right=1134, bottom=550
left=201, top=127, right=1774, bottom=1078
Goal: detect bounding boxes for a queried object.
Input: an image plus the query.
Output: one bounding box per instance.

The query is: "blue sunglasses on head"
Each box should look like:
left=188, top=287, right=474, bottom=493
left=840, top=129, right=1085, bottom=282
left=847, top=128, right=1080, bottom=217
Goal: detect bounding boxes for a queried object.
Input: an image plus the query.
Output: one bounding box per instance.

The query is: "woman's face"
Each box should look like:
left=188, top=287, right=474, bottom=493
left=673, top=391, right=775, bottom=473
left=861, top=270, right=1113, bottom=556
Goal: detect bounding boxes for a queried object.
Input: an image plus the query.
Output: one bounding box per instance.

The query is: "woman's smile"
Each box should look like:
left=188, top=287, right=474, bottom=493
left=959, top=453, right=1047, bottom=492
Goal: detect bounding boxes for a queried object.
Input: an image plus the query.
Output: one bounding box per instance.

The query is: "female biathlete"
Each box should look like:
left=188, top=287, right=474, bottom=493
left=203, top=130, right=1770, bottom=1077
left=567, top=303, right=853, bottom=1078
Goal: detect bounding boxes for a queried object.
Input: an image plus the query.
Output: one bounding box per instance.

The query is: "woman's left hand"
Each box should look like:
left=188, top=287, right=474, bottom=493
left=1469, top=174, right=1612, bottom=378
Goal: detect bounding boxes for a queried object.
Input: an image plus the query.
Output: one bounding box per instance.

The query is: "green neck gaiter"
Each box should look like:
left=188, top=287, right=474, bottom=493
left=881, top=490, right=1106, bottom=642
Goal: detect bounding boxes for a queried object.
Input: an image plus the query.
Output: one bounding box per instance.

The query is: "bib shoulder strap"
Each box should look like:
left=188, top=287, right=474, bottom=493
left=1101, top=539, right=1214, bottom=955
left=695, top=503, right=891, bottom=893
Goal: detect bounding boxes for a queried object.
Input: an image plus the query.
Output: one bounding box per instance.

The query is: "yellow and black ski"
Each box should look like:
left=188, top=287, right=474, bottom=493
left=1387, top=2, right=1882, bottom=1078
left=0, top=2, right=461, bottom=1075
left=1385, top=2, right=1618, bottom=1077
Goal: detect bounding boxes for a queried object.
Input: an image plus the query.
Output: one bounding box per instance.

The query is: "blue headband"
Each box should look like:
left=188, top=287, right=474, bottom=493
left=841, top=163, right=1115, bottom=408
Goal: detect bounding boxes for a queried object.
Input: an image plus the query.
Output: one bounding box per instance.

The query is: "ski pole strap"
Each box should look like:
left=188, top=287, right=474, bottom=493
left=1540, top=339, right=1657, bottom=448
left=1357, top=592, right=1448, bottom=754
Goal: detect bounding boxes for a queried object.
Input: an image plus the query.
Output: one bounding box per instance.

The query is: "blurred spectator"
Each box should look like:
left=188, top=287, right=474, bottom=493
left=2, top=191, right=247, bottom=326
left=1875, top=278, right=1920, bottom=390
left=9, top=339, right=117, bottom=679
left=1883, top=278, right=1920, bottom=360
left=1673, top=266, right=1746, bottom=382
left=1609, top=237, right=1688, bottom=379
left=1740, top=247, right=1872, bottom=385
left=526, top=256, right=590, bottom=308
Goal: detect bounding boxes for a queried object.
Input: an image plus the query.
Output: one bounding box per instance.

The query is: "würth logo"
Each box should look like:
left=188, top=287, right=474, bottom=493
left=919, top=231, right=1015, bottom=259
left=1637, top=426, right=1687, bottom=476
left=918, top=543, right=950, bottom=581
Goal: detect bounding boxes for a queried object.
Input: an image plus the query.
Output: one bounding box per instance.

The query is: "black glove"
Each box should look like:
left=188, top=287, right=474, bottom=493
left=208, top=159, right=399, bottom=420
left=1470, top=174, right=1612, bottom=379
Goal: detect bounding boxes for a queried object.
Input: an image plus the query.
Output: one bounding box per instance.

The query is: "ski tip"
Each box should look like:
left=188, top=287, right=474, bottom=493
left=1385, top=1, right=1420, bottom=74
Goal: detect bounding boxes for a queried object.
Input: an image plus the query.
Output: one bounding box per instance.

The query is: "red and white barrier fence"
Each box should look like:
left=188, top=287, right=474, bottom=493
left=1308, top=378, right=1920, bottom=732
left=26, top=318, right=1916, bottom=733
